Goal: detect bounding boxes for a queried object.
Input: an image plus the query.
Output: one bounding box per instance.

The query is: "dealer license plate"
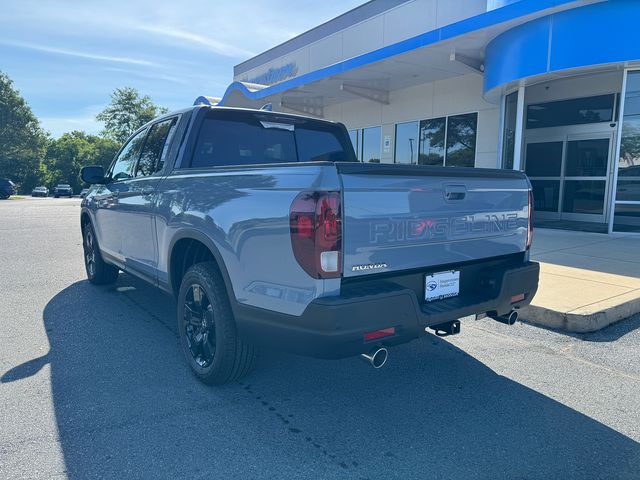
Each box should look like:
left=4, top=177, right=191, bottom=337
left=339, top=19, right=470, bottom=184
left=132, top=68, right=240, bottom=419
left=425, top=270, right=460, bottom=302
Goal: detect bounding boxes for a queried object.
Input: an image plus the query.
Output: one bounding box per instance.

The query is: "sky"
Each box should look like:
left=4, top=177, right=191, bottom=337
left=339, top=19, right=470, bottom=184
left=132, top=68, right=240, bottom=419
left=1, top=0, right=364, bottom=137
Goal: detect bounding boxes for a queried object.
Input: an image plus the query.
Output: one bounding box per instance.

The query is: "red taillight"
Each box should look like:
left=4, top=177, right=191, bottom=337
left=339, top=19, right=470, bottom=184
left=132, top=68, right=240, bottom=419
left=526, top=189, right=533, bottom=250
left=290, top=191, right=342, bottom=278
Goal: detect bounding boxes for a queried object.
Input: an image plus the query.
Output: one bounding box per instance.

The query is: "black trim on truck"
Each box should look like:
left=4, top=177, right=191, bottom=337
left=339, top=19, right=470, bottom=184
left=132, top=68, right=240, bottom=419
left=234, top=260, right=539, bottom=359
left=335, top=162, right=529, bottom=179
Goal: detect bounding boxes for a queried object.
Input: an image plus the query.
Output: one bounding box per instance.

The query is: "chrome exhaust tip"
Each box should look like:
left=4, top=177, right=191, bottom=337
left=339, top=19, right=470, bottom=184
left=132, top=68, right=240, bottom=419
left=361, top=347, right=388, bottom=369
left=491, top=310, right=519, bottom=326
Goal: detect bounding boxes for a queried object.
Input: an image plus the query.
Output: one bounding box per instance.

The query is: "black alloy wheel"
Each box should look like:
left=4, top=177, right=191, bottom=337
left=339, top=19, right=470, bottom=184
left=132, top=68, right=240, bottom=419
left=183, top=284, right=217, bottom=368
left=177, top=262, right=255, bottom=385
left=82, top=222, right=119, bottom=285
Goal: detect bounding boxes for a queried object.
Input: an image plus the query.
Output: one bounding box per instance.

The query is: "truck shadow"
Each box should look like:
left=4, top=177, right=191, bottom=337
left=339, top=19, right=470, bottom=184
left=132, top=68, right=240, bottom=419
left=3, top=275, right=639, bottom=479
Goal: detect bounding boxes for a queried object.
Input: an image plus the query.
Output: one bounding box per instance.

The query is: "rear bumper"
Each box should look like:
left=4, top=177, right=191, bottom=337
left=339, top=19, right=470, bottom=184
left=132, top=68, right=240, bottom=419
left=236, top=261, right=539, bottom=359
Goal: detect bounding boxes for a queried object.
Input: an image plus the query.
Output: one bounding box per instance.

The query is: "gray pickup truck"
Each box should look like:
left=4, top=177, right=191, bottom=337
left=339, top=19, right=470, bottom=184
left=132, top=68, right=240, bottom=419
left=80, top=105, right=539, bottom=384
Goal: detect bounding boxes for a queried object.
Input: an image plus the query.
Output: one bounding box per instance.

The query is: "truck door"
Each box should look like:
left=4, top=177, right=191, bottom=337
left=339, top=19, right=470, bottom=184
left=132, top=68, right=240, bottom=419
left=93, top=127, right=148, bottom=263
left=116, top=117, right=179, bottom=282
left=93, top=117, right=179, bottom=283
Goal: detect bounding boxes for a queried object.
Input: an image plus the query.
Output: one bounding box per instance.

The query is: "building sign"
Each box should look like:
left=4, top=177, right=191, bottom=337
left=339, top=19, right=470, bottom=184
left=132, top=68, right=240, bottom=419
left=383, top=135, right=392, bottom=153
left=245, top=62, right=299, bottom=86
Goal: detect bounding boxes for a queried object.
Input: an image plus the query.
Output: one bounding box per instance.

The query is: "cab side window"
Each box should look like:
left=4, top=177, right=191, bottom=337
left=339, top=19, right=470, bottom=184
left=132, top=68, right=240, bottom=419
left=111, top=129, right=147, bottom=181
left=135, top=117, right=179, bottom=177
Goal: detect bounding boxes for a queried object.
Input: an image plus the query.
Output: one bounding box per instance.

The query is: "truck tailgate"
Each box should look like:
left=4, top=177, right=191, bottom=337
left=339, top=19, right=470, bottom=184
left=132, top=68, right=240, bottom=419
left=337, top=163, right=530, bottom=278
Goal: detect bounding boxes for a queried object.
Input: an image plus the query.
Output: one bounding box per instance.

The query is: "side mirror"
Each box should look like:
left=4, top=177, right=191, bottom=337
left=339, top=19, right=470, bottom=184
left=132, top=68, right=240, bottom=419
left=81, top=166, right=106, bottom=185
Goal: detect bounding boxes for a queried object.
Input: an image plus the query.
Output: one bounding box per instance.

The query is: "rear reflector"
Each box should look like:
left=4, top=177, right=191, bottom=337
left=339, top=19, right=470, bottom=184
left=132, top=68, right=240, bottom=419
left=364, top=327, right=396, bottom=342
left=511, top=293, right=525, bottom=303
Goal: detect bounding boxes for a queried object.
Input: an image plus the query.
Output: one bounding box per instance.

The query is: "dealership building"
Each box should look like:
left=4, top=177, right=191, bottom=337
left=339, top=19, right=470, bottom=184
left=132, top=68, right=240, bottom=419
left=216, top=0, right=640, bottom=234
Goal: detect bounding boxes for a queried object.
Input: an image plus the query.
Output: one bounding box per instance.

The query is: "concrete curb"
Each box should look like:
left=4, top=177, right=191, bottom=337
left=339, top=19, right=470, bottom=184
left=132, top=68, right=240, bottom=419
left=518, top=296, right=640, bottom=333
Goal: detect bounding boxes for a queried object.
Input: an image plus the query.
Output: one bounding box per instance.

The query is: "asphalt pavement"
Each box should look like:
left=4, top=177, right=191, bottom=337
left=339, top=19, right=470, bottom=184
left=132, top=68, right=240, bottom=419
left=1, top=198, right=639, bottom=479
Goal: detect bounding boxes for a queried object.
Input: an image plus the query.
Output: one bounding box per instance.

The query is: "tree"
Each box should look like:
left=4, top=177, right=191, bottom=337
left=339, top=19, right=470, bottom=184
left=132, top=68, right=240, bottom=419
left=0, top=71, right=48, bottom=192
left=96, top=87, right=168, bottom=144
left=44, top=131, right=119, bottom=192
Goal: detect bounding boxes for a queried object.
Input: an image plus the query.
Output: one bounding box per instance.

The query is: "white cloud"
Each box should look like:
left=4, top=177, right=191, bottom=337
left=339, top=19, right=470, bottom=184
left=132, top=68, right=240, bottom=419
left=0, top=41, right=160, bottom=67
left=103, top=67, right=189, bottom=85
left=135, top=25, right=256, bottom=58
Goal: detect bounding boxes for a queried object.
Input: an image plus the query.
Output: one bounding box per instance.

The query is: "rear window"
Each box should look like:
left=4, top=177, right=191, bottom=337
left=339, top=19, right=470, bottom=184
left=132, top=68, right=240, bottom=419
left=190, top=111, right=354, bottom=168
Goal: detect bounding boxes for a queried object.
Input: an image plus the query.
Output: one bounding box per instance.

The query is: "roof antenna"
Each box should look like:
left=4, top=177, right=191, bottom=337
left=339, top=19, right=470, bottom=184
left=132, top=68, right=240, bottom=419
left=260, top=103, right=273, bottom=111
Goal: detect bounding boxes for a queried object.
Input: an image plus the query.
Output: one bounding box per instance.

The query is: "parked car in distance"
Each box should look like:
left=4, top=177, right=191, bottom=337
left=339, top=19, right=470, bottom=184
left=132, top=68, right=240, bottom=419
left=0, top=178, right=17, bottom=199
left=80, top=188, right=90, bottom=198
left=80, top=105, right=539, bottom=385
left=32, top=186, right=49, bottom=197
left=53, top=184, right=73, bottom=198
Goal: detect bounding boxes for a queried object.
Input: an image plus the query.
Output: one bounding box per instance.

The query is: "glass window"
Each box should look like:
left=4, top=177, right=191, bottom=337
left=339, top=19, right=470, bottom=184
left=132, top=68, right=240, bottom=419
left=111, top=129, right=147, bottom=181
left=446, top=113, right=477, bottom=167
left=562, top=180, right=606, bottom=214
left=526, top=94, right=615, bottom=129
left=191, top=112, right=352, bottom=168
left=565, top=139, right=609, bottom=177
left=525, top=142, right=563, bottom=177
left=614, top=70, right=640, bottom=232
left=348, top=129, right=359, bottom=160
left=530, top=180, right=560, bottom=212
left=502, top=92, right=518, bottom=169
left=296, top=129, right=348, bottom=162
left=361, top=126, right=381, bottom=163
left=617, top=115, right=640, bottom=201
left=136, top=117, right=178, bottom=177
left=418, top=117, right=445, bottom=166
left=394, top=121, right=419, bottom=164
left=622, top=73, right=640, bottom=117
left=613, top=204, right=640, bottom=233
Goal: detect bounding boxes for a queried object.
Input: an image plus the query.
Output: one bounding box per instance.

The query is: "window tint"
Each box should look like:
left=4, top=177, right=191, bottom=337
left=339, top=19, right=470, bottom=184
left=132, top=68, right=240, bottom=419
left=361, top=126, right=381, bottom=163
left=136, top=117, right=178, bottom=177
left=565, top=138, right=609, bottom=177
left=394, top=121, right=419, bottom=164
left=418, top=117, right=445, bottom=166
left=527, top=94, right=615, bottom=129
left=296, top=128, right=348, bottom=162
left=525, top=142, right=563, bottom=177
left=502, top=91, right=518, bottom=169
left=111, top=129, right=146, bottom=181
left=446, top=113, right=477, bottom=167
left=191, top=113, right=351, bottom=168
left=348, top=129, right=360, bottom=160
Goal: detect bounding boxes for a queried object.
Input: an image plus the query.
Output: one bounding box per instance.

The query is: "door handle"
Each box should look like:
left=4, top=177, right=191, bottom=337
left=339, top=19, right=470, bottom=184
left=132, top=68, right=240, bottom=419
left=141, top=187, right=155, bottom=196
left=444, top=185, right=466, bottom=201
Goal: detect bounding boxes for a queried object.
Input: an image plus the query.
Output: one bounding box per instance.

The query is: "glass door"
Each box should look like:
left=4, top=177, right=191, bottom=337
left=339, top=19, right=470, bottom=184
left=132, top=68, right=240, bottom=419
left=525, top=130, right=614, bottom=224
left=525, top=137, right=564, bottom=220
left=561, top=134, right=612, bottom=223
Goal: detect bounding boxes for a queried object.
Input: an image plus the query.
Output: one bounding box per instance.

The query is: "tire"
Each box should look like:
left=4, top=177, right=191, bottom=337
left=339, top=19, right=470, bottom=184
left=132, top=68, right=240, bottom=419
left=82, top=222, right=119, bottom=285
left=177, top=262, right=256, bottom=385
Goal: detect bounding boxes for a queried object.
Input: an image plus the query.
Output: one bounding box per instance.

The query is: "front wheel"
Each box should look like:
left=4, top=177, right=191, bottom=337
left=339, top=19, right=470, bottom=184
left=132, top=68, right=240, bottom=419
left=177, top=262, right=256, bottom=385
left=82, top=222, right=119, bottom=285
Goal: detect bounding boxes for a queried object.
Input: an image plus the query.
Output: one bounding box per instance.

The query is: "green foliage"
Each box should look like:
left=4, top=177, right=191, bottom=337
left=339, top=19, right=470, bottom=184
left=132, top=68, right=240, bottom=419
left=0, top=74, right=162, bottom=194
left=44, top=131, right=119, bottom=192
left=0, top=71, right=48, bottom=192
left=96, top=87, right=168, bottom=144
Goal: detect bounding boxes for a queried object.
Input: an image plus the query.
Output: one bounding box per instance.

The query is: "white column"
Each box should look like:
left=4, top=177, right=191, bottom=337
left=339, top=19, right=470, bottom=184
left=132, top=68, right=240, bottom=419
left=512, top=85, right=526, bottom=171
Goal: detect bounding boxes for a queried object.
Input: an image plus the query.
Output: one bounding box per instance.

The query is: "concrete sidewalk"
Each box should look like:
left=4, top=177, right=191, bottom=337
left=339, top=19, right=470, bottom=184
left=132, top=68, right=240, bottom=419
left=519, top=229, right=640, bottom=332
